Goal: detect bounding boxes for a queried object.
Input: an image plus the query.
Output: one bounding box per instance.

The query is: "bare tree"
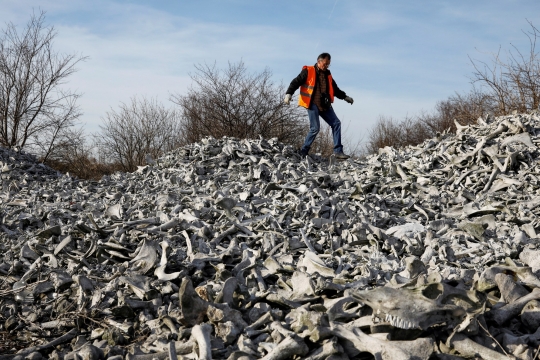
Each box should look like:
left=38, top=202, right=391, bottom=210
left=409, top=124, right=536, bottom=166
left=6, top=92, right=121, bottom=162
left=171, top=61, right=307, bottom=146
left=365, top=115, right=431, bottom=154
left=43, top=128, right=120, bottom=179
left=0, top=11, right=86, bottom=159
left=97, top=96, right=182, bottom=172
left=365, top=22, right=540, bottom=155
left=413, top=89, right=496, bottom=138
left=470, top=20, right=540, bottom=114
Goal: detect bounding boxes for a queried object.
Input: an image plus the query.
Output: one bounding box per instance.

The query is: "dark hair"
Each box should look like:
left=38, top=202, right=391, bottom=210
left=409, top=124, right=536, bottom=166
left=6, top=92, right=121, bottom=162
left=317, top=53, right=331, bottom=61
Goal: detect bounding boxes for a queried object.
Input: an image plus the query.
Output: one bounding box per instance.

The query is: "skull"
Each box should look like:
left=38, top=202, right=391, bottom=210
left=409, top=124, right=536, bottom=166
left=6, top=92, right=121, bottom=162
left=351, top=281, right=484, bottom=330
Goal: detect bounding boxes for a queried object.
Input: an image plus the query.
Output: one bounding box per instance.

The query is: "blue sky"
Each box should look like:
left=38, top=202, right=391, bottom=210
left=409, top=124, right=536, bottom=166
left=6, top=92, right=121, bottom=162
left=2, top=0, right=539, bottom=148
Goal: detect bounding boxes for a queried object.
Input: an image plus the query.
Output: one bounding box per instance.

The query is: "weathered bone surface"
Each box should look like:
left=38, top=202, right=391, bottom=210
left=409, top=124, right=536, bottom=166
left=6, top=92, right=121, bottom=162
left=2, top=112, right=540, bottom=358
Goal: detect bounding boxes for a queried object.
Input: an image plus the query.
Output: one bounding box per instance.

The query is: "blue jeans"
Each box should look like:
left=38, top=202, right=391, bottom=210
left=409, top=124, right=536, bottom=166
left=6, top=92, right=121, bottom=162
left=301, top=103, right=343, bottom=154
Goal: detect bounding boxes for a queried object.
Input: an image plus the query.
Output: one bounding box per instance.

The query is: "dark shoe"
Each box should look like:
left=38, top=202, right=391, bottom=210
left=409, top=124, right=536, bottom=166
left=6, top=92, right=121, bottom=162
left=298, top=149, right=309, bottom=158
left=334, top=152, right=350, bottom=160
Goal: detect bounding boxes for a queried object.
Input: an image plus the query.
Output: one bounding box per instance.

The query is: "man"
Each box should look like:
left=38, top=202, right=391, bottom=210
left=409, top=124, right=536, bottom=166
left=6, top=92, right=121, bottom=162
left=284, top=53, right=354, bottom=159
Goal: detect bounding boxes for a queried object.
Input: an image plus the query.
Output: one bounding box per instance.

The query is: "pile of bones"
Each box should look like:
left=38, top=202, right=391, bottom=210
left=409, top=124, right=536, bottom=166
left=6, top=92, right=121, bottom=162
left=2, top=111, right=540, bottom=360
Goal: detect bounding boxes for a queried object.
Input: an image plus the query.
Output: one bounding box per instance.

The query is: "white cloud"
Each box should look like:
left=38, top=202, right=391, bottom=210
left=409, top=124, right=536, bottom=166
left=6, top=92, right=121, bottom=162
left=36, top=5, right=314, bottom=132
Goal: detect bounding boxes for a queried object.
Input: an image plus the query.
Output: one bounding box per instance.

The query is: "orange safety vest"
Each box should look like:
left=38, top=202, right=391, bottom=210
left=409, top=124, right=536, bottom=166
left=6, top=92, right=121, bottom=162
left=298, top=65, right=335, bottom=108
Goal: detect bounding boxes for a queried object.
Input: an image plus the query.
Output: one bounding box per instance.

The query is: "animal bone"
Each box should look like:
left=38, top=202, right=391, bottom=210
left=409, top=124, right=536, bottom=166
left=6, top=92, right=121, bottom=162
left=303, top=338, right=341, bottom=360
left=130, top=239, right=158, bottom=274
left=260, top=335, right=309, bottom=360
left=447, top=333, right=516, bottom=360
left=520, top=299, right=540, bottom=331
left=214, top=277, right=238, bottom=306
left=154, top=241, right=182, bottom=281
left=351, top=285, right=465, bottom=330
left=490, top=288, right=540, bottom=325
left=301, top=251, right=335, bottom=277
left=330, top=322, right=433, bottom=360
left=494, top=273, right=530, bottom=303
left=178, top=277, right=209, bottom=326
left=4, top=113, right=540, bottom=358
left=191, top=323, right=213, bottom=360
left=125, top=340, right=195, bottom=359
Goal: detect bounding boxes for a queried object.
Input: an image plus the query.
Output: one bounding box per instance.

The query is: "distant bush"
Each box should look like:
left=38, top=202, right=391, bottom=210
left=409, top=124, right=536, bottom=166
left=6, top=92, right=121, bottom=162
left=96, top=96, right=182, bottom=173
left=45, top=155, right=121, bottom=180
left=470, top=20, right=540, bottom=115
left=365, top=90, right=497, bottom=154
left=171, top=61, right=307, bottom=147
left=41, top=128, right=121, bottom=179
left=366, top=21, right=540, bottom=154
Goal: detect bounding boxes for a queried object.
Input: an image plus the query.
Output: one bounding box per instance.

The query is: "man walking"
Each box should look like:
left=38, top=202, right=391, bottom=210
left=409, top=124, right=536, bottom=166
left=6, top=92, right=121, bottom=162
left=284, top=53, right=354, bottom=159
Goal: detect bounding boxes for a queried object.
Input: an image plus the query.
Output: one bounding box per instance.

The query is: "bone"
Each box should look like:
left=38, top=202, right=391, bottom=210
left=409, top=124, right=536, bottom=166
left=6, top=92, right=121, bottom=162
left=494, top=273, right=530, bottom=303
left=351, top=285, right=464, bottom=330
left=330, top=322, right=433, bottom=360
left=154, top=240, right=183, bottom=281
left=178, top=278, right=209, bottom=326
left=3, top=113, right=540, bottom=358
left=214, top=277, right=238, bottom=306
left=520, top=299, right=540, bottom=331
left=447, top=333, right=516, bottom=360
left=76, top=344, right=104, bottom=360
left=490, top=288, right=540, bottom=325
left=192, top=323, right=213, bottom=360
left=260, top=335, right=309, bottom=360
left=520, top=248, right=540, bottom=275
left=0, top=328, right=78, bottom=360
left=125, top=340, right=195, bottom=360
left=303, top=338, right=341, bottom=360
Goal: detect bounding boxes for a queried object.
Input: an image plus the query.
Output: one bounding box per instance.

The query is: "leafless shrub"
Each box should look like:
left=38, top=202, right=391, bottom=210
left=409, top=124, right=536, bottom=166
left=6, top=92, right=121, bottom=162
left=171, top=61, right=306, bottom=146
left=365, top=115, right=431, bottom=154
left=470, top=20, right=540, bottom=114
left=366, top=21, right=540, bottom=155
left=42, top=128, right=120, bottom=179
left=366, top=90, right=495, bottom=155
left=409, top=89, right=496, bottom=141
left=96, top=96, right=182, bottom=172
left=45, top=151, right=121, bottom=180
left=432, top=89, right=495, bottom=130
left=0, top=10, right=86, bottom=160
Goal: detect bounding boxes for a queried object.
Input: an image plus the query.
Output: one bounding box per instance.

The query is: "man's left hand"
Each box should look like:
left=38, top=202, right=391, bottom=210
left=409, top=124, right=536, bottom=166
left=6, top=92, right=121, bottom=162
left=344, top=96, right=354, bottom=104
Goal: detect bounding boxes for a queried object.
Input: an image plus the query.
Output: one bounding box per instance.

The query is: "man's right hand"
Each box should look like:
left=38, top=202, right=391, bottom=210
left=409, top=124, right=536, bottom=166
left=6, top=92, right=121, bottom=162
left=284, top=94, right=292, bottom=105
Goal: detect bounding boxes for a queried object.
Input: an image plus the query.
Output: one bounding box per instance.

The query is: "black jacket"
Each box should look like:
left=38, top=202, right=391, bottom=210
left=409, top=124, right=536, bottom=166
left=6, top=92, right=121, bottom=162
left=286, top=64, right=347, bottom=100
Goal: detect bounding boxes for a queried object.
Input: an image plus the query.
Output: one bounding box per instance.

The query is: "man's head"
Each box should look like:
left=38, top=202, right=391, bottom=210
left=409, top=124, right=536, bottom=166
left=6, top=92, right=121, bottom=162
left=316, top=53, right=331, bottom=71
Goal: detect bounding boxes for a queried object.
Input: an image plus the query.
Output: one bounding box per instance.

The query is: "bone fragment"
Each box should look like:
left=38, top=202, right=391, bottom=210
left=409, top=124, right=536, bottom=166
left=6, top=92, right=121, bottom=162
left=154, top=241, right=182, bottom=281
left=178, top=277, right=209, bottom=326
left=0, top=328, right=78, bottom=360
left=215, top=277, right=238, bottom=306
left=494, top=273, right=530, bottom=303
left=330, top=322, right=433, bottom=360
left=490, top=288, right=540, bottom=325
left=260, top=335, right=309, bottom=360
left=520, top=299, right=540, bottom=331
left=192, top=323, right=213, bottom=360
left=304, top=338, right=341, bottom=360
left=5, top=113, right=540, bottom=358
left=447, top=333, right=515, bottom=360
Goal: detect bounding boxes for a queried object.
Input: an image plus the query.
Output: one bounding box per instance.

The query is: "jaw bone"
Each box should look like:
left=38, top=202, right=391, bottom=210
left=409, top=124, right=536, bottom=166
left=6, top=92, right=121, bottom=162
left=351, top=284, right=470, bottom=330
